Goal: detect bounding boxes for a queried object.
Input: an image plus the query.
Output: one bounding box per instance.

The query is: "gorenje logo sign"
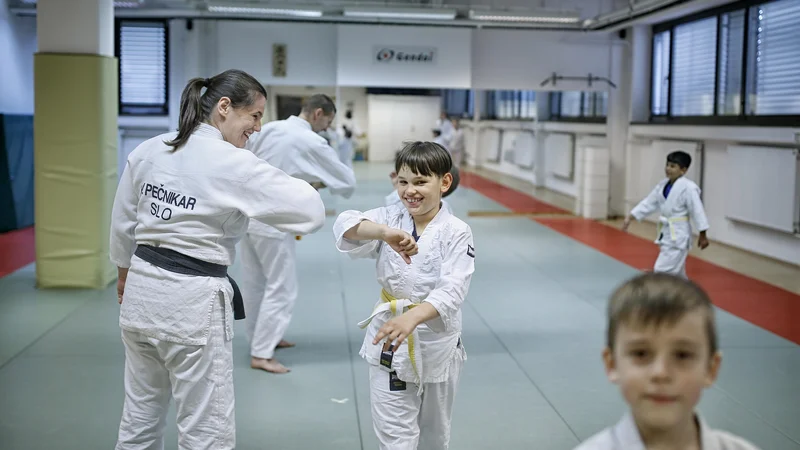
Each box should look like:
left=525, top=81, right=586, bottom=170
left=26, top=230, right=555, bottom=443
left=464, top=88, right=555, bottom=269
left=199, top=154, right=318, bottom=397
left=374, top=46, right=436, bottom=63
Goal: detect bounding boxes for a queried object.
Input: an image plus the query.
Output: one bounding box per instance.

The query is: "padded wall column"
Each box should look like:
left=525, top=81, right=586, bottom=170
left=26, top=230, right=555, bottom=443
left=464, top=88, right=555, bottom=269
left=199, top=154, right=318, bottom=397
left=34, top=0, right=117, bottom=288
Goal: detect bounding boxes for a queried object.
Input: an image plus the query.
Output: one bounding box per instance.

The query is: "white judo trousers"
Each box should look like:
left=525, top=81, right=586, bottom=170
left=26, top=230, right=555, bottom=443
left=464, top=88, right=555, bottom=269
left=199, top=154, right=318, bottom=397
left=116, top=292, right=234, bottom=450
left=653, top=245, right=688, bottom=278
left=370, top=349, right=466, bottom=450
left=239, top=232, right=297, bottom=359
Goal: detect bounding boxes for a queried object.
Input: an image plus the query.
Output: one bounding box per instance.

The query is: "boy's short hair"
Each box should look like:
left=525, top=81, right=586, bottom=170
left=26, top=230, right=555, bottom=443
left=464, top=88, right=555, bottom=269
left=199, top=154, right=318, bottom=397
left=667, top=151, right=692, bottom=169
left=301, top=94, right=337, bottom=116
left=395, top=141, right=453, bottom=179
left=606, top=272, right=718, bottom=355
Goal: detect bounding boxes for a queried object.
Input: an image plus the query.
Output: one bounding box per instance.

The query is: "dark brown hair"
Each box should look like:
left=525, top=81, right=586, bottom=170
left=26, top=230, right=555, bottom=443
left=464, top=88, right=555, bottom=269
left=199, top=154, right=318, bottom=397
left=607, top=272, right=718, bottom=355
left=164, top=69, right=267, bottom=150
left=394, top=141, right=453, bottom=179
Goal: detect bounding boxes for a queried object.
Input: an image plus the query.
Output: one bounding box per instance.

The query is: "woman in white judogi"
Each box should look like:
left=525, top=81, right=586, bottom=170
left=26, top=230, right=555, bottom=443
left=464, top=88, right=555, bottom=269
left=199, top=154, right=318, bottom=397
left=110, top=69, right=326, bottom=449
left=623, top=151, right=709, bottom=278
left=334, top=142, right=475, bottom=450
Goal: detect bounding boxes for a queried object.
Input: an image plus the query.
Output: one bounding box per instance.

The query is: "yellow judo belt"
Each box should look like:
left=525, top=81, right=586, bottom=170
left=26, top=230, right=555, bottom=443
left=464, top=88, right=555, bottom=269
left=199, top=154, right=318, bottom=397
left=657, top=216, right=688, bottom=241
left=359, top=289, right=422, bottom=385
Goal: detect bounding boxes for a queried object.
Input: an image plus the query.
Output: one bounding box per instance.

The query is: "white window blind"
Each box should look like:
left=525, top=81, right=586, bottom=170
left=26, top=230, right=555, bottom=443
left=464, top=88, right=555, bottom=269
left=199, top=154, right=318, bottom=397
left=119, top=21, right=167, bottom=114
left=717, top=10, right=745, bottom=115
left=670, top=16, right=717, bottom=116
left=560, top=91, right=582, bottom=117
left=749, top=0, right=800, bottom=115
left=651, top=30, right=671, bottom=115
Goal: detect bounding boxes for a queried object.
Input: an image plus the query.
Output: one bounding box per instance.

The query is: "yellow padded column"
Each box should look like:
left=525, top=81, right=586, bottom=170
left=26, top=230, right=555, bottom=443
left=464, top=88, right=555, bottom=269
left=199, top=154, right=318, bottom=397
left=33, top=53, right=118, bottom=288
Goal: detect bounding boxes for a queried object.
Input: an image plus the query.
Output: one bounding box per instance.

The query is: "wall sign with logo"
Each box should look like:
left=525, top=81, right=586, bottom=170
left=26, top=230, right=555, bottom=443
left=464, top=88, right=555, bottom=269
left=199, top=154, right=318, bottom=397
left=374, top=46, right=436, bottom=64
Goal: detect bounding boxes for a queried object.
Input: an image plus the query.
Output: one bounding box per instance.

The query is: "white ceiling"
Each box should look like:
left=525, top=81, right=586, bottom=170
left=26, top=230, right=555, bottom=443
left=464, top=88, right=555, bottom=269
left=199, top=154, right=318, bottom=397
left=8, top=0, right=735, bottom=31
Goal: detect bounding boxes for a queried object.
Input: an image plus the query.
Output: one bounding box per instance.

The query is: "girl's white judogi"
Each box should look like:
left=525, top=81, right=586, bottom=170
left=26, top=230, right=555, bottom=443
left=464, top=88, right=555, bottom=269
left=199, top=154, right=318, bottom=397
left=333, top=204, right=474, bottom=450
left=629, top=176, right=709, bottom=278
left=573, top=412, right=762, bottom=449
left=110, top=123, right=326, bottom=449
left=241, top=115, right=356, bottom=361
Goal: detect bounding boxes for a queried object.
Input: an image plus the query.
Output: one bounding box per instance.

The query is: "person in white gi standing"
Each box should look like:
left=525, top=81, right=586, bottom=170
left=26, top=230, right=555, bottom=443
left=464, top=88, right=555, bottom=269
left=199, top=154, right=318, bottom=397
left=623, top=151, right=709, bottom=278
left=240, top=93, right=357, bottom=374
left=436, top=111, right=454, bottom=148
left=334, top=141, right=475, bottom=449
left=448, top=119, right=465, bottom=168
left=110, top=69, right=326, bottom=449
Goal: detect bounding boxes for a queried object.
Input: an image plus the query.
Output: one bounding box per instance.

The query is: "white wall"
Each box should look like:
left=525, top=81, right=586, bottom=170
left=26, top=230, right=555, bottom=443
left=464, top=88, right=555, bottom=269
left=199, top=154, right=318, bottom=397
left=0, top=0, right=36, bottom=115
left=337, top=25, right=471, bottom=88
left=367, top=95, right=442, bottom=161
left=472, top=30, right=614, bottom=91
left=216, top=21, right=337, bottom=87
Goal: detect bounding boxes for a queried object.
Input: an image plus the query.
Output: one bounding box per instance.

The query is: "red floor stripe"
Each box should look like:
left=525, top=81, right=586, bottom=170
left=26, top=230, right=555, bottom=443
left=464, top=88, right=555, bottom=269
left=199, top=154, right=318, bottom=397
left=465, top=171, right=800, bottom=346
left=0, top=227, right=35, bottom=277
left=460, top=172, right=569, bottom=214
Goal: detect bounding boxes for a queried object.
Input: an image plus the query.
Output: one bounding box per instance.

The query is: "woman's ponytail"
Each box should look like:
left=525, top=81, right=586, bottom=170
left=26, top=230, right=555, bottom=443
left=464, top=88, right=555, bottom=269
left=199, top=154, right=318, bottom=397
left=164, top=77, right=207, bottom=151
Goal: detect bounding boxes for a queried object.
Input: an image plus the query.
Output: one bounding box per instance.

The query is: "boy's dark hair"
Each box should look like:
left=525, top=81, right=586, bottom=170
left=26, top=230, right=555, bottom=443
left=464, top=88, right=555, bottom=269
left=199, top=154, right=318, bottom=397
left=607, top=272, right=717, bottom=355
left=667, top=151, right=692, bottom=169
left=301, top=94, right=337, bottom=116
left=395, top=141, right=452, bottom=179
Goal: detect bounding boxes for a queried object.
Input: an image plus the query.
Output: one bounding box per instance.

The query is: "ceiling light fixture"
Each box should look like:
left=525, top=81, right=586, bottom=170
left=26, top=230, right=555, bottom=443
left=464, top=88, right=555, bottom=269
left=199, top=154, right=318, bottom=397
left=468, top=10, right=581, bottom=24
left=343, top=7, right=457, bottom=20
left=207, top=5, right=323, bottom=18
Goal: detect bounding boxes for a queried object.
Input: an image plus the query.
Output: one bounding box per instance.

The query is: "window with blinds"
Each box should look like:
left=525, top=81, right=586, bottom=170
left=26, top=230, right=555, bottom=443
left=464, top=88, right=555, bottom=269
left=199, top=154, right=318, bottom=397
left=670, top=16, right=718, bottom=116
left=651, top=30, right=671, bottom=115
left=717, top=10, right=745, bottom=115
left=747, top=0, right=800, bottom=115
left=650, top=0, right=800, bottom=122
left=118, top=21, right=168, bottom=115
left=549, top=91, right=607, bottom=120
left=440, top=90, right=536, bottom=120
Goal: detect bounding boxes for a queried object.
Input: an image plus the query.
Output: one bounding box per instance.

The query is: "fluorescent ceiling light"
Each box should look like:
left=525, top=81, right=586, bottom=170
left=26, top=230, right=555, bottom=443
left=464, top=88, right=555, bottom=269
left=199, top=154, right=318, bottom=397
left=343, top=7, right=456, bottom=20
left=19, top=0, right=143, bottom=5
left=208, top=5, right=323, bottom=17
left=469, top=10, right=580, bottom=24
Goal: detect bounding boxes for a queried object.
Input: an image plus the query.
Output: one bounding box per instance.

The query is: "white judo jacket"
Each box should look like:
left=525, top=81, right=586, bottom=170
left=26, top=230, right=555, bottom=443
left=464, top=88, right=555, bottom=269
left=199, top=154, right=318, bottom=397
left=246, top=115, right=357, bottom=238
left=574, top=412, right=762, bottom=450
left=110, top=123, right=326, bottom=345
left=630, top=176, right=709, bottom=250
left=333, top=204, right=474, bottom=391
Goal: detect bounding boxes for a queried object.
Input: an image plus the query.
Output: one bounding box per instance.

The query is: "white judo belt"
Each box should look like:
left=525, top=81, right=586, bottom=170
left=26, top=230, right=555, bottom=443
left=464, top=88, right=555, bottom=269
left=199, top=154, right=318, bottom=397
left=358, top=289, right=424, bottom=396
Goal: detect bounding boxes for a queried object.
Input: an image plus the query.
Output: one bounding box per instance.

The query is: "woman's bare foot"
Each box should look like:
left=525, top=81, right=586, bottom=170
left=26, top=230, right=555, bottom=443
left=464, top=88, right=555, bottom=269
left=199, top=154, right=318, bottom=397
left=251, top=357, right=290, bottom=374
left=276, top=339, right=295, bottom=349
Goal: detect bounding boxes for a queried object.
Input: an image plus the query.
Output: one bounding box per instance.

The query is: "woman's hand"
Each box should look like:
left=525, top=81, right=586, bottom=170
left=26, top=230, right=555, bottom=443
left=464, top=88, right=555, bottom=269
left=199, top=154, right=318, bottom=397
left=117, top=267, right=129, bottom=304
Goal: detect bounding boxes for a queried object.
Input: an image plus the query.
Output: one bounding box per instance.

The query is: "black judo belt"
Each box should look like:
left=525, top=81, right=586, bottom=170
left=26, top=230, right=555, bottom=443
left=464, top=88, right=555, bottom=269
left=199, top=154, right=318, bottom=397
left=133, top=245, right=246, bottom=320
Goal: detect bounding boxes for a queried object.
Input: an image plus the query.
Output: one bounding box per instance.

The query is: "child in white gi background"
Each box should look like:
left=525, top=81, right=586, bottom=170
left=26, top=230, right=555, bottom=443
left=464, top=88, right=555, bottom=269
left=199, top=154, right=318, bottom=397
left=574, top=272, right=761, bottom=450
left=623, top=151, right=709, bottom=278
left=334, top=141, right=474, bottom=450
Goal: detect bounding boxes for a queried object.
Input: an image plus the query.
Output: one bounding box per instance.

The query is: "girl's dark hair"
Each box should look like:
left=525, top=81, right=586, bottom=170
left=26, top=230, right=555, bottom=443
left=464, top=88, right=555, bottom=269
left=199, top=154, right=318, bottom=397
left=164, top=69, right=267, bottom=150
left=394, top=141, right=452, bottom=178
